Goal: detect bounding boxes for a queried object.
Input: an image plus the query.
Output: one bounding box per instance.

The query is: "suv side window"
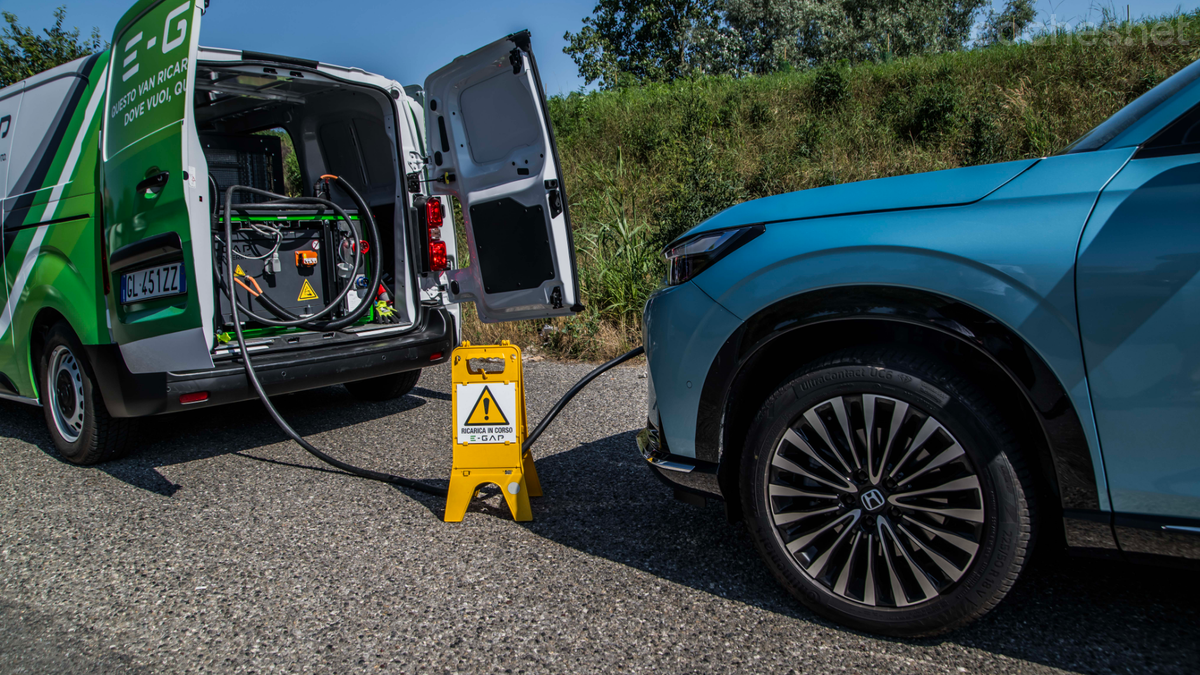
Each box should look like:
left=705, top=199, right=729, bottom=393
left=1136, top=102, right=1200, bottom=159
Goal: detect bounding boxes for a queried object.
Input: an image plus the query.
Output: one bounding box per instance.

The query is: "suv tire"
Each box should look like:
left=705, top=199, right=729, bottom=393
left=741, top=346, right=1035, bottom=637
left=39, top=322, right=135, bottom=465
left=344, top=369, right=421, bottom=401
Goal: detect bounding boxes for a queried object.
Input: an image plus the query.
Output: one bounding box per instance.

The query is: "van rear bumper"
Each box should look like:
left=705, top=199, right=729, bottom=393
left=86, top=309, right=454, bottom=417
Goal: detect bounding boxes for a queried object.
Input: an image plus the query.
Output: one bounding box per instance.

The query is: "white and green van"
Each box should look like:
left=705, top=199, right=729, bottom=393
left=0, top=0, right=581, bottom=464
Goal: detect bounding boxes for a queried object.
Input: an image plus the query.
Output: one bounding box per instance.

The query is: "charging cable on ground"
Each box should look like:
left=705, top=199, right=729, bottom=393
left=220, top=178, right=643, bottom=499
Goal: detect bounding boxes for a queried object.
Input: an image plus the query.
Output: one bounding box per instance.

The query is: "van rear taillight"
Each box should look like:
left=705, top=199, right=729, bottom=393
left=426, top=197, right=449, bottom=271
left=415, top=196, right=450, bottom=272
left=425, top=197, right=444, bottom=228
left=429, top=240, right=448, bottom=271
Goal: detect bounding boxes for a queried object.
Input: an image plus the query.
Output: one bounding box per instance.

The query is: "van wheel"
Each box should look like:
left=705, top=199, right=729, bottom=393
left=39, top=323, right=135, bottom=465
left=344, top=369, right=421, bottom=401
left=740, top=346, right=1035, bottom=637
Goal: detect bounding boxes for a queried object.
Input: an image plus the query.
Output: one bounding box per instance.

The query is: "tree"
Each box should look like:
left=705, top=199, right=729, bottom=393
left=0, top=6, right=105, bottom=89
left=724, top=0, right=989, bottom=72
left=564, top=0, right=726, bottom=89
left=976, top=0, right=1037, bottom=46
left=567, top=0, right=991, bottom=87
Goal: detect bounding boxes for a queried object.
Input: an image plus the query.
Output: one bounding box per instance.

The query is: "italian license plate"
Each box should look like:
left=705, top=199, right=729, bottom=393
left=120, top=262, right=187, bottom=304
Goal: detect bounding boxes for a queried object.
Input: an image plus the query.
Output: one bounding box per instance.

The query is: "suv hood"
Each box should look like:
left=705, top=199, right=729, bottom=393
left=687, top=158, right=1038, bottom=236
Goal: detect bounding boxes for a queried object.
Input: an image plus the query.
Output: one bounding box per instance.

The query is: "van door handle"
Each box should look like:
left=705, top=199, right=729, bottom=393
left=136, top=171, right=170, bottom=195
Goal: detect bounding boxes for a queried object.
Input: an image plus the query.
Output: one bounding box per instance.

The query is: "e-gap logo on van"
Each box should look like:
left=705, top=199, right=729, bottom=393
left=109, top=2, right=193, bottom=134
left=121, top=2, right=190, bottom=82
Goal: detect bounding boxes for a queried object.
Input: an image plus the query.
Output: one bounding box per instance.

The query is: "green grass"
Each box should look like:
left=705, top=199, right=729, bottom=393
left=462, top=13, right=1200, bottom=360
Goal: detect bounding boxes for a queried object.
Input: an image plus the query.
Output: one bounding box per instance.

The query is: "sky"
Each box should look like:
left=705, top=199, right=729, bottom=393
left=3, top=0, right=1198, bottom=96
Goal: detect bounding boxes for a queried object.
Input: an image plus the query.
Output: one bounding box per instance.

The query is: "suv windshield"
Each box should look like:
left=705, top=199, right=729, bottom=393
left=1060, top=57, right=1200, bottom=154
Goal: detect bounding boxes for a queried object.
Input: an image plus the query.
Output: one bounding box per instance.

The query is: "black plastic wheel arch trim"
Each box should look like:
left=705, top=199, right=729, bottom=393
left=1062, top=508, right=1122, bottom=558
left=697, top=286, right=1105, bottom=521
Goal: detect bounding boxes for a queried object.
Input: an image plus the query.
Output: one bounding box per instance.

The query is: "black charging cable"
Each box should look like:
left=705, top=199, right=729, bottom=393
left=521, top=345, right=644, bottom=454
left=220, top=177, right=643, bottom=499
left=223, top=177, right=448, bottom=496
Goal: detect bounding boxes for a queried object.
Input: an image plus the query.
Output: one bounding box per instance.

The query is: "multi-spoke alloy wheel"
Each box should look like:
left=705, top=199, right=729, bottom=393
left=766, top=394, right=984, bottom=608
left=742, top=348, right=1034, bottom=637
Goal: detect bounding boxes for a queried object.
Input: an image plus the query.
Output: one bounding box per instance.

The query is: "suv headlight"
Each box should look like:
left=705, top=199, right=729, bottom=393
left=663, top=225, right=764, bottom=286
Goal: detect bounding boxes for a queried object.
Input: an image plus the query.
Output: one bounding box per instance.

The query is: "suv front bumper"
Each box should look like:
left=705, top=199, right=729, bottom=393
left=636, top=418, right=723, bottom=503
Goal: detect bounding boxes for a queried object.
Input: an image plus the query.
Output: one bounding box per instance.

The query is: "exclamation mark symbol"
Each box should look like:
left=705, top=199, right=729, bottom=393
left=483, top=398, right=490, bottom=421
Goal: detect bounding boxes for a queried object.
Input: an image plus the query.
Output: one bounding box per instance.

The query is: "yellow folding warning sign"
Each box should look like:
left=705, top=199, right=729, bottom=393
left=445, top=341, right=540, bottom=522
left=297, top=279, right=319, bottom=301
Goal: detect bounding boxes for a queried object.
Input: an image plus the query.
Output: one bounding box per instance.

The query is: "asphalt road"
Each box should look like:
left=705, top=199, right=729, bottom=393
left=1, top=360, right=1197, bottom=674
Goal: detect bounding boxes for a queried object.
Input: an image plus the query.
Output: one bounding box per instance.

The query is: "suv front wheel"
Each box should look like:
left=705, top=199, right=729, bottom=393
left=741, top=347, right=1035, bottom=637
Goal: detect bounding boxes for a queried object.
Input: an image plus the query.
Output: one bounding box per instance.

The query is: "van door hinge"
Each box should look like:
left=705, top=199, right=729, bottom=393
left=510, top=49, right=523, bottom=75
left=550, top=286, right=563, bottom=309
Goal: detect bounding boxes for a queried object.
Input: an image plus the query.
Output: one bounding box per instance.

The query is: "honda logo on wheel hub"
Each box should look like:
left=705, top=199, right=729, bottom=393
left=861, top=489, right=886, bottom=512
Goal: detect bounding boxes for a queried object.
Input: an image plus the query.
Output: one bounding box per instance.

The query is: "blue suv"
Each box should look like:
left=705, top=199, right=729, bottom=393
left=639, top=58, right=1200, bottom=636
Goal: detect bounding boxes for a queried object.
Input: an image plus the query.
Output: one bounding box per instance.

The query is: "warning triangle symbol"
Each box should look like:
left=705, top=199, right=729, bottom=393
left=234, top=264, right=246, bottom=276
left=464, top=386, right=509, bottom=426
left=297, top=279, right=319, bottom=301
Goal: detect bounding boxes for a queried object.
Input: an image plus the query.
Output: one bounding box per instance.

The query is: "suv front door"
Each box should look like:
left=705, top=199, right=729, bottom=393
left=1077, top=101, right=1200, bottom=556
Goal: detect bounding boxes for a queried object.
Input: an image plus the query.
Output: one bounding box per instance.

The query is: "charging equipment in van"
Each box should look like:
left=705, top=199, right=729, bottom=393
left=0, top=0, right=582, bottom=465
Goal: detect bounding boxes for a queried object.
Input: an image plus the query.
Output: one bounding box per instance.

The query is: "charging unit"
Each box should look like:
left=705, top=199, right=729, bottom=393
left=445, top=341, right=541, bottom=522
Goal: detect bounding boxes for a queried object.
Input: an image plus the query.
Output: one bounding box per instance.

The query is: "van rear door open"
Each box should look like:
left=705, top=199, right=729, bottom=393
left=102, top=0, right=213, bottom=373
left=423, top=32, right=583, bottom=323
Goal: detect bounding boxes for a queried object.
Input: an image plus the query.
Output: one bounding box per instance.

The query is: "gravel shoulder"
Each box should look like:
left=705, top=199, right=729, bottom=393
left=1, top=360, right=1196, bottom=673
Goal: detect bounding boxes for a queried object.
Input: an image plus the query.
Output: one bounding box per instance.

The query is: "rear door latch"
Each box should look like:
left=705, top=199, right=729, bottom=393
left=545, top=179, right=562, bottom=218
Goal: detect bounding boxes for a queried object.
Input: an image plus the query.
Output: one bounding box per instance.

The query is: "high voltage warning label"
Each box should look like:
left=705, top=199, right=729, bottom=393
left=455, top=382, right=517, bottom=444
left=297, top=279, right=319, bottom=301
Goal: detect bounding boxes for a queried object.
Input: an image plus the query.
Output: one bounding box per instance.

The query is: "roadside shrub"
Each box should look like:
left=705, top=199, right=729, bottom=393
left=963, top=103, right=1004, bottom=165
left=654, top=137, right=745, bottom=248
left=812, top=66, right=848, bottom=112
left=888, top=81, right=962, bottom=143
left=746, top=98, right=773, bottom=128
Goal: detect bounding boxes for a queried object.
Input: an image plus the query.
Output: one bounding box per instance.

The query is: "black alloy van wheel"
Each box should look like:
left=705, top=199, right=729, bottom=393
left=741, top=346, right=1035, bottom=637
left=39, top=323, right=135, bottom=465
left=344, top=369, right=421, bottom=401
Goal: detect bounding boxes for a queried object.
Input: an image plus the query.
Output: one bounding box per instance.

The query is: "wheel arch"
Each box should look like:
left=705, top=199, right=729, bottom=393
left=13, top=233, right=106, bottom=397
left=27, top=307, right=73, bottom=401
left=701, top=285, right=1113, bottom=552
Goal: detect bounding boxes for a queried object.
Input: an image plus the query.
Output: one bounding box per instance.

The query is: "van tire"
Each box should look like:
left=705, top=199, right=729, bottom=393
left=740, top=346, right=1035, bottom=637
left=39, top=323, right=135, bottom=465
left=344, top=369, right=421, bottom=401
